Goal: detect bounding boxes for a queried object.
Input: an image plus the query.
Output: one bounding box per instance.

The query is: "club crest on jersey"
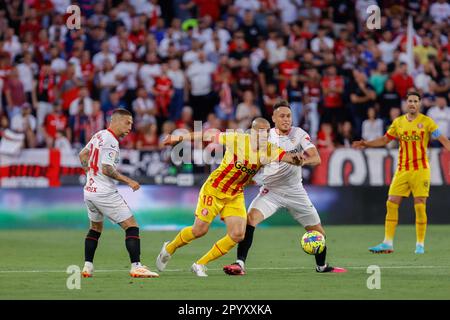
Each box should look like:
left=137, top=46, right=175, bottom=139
left=417, top=123, right=424, bottom=129
left=201, top=208, right=208, bottom=216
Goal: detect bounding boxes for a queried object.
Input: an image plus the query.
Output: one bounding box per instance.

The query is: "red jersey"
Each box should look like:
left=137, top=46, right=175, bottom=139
left=44, top=113, right=68, bottom=139
left=321, top=75, right=344, bottom=108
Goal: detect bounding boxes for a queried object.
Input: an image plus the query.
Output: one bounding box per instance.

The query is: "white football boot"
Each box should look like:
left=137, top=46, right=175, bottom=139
left=82, top=262, right=94, bottom=278
left=130, top=265, right=159, bottom=278
left=156, top=241, right=171, bottom=272
left=191, top=263, right=208, bottom=277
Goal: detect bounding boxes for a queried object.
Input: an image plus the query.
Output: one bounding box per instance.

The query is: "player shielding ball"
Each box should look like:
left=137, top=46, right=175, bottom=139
left=353, top=92, right=450, bottom=254
left=223, top=100, right=347, bottom=275
left=156, top=118, right=303, bottom=277
left=78, top=108, right=159, bottom=278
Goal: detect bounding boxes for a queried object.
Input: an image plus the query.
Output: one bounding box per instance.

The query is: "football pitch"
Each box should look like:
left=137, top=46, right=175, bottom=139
left=1, top=225, right=449, bottom=300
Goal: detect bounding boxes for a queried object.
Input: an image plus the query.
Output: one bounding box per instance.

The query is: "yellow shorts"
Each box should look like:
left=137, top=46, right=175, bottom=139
left=194, top=182, right=247, bottom=224
left=388, top=169, right=430, bottom=198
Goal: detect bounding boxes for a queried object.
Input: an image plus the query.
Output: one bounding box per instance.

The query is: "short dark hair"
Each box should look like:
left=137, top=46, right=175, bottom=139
left=112, top=108, right=132, bottom=117
left=406, top=91, right=421, bottom=100
left=273, top=100, right=291, bottom=110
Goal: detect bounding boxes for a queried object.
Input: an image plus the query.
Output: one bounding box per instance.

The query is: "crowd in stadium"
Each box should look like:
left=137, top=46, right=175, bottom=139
left=0, top=0, right=449, bottom=154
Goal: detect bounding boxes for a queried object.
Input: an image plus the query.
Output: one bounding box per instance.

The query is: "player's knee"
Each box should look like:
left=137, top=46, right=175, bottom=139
left=192, top=225, right=208, bottom=238
left=90, top=222, right=103, bottom=233
left=229, top=230, right=245, bottom=243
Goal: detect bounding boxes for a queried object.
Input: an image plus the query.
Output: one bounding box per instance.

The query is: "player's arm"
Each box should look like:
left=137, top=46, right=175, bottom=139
left=280, top=152, right=304, bottom=166
left=102, top=164, right=140, bottom=191
left=352, top=135, right=391, bottom=149
left=162, top=129, right=220, bottom=146
left=301, top=147, right=321, bottom=166
left=434, top=129, right=450, bottom=151
left=79, top=147, right=90, bottom=174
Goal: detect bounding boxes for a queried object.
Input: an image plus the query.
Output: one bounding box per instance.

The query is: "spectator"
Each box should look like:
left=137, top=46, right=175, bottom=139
left=136, top=123, right=159, bottom=151
left=69, top=86, right=94, bottom=116
left=427, top=96, right=450, bottom=146
left=369, top=62, right=389, bottom=96
left=133, top=87, right=157, bottom=128
left=69, top=102, right=90, bottom=149
left=336, top=121, right=354, bottom=148
left=236, top=90, right=261, bottom=130
left=54, top=130, right=73, bottom=152
left=139, top=52, right=162, bottom=95
left=43, top=101, right=68, bottom=148
left=321, top=65, right=345, bottom=125
left=233, top=56, right=258, bottom=101
left=362, top=107, right=384, bottom=141
left=349, top=69, right=377, bottom=138
left=390, top=62, right=415, bottom=99
left=4, top=67, right=26, bottom=119
left=262, top=82, right=281, bottom=118
left=113, top=51, right=138, bottom=108
left=10, top=103, right=36, bottom=148
left=97, top=59, right=117, bottom=106
left=167, top=59, right=186, bottom=122
left=176, top=105, right=194, bottom=131
left=88, top=101, right=105, bottom=139
left=310, top=26, right=334, bottom=53
left=316, top=122, right=335, bottom=151
left=429, top=0, right=450, bottom=24
left=153, top=63, right=174, bottom=123
left=186, top=50, right=216, bottom=122
left=286, top=74, right=303, bottom=127
left=378, top=78, right=402, bottom=124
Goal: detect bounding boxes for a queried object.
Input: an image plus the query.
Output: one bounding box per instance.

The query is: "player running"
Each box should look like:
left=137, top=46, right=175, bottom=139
left=156, top=117, right=303, bottom=277
left=223, top=100, right=347, bottom=275
left=78, top=108, right=159, bottom=278
left=353, top=91, right=450, bottom=254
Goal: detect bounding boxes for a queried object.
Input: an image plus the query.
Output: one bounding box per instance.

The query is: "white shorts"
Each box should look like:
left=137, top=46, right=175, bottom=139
left=84, top=191, right=133, bottom=224
left=248, top=186, right=321, bottom=227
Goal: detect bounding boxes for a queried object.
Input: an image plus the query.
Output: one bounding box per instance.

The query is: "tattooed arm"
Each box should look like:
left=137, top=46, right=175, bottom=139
left=102, top=164, right=140, bottom=191
left=79, top=148, right=90, bottom=174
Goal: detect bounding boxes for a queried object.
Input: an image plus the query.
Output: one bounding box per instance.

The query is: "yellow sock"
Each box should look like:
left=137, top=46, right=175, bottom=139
left=166, top=226, right=196, bottom=255
left=384, top=201, right=399, bottom=245
left=415, top=203, right=427, bottom=245
left=196, top=234, right=237, bottom=265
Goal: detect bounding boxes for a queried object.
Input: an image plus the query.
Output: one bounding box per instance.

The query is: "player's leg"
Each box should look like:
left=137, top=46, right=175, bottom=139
left=83, top=220, right=103, bottom=278
left=156, top=217, right=209, bottom=272
left=413, top=197, right=427, bottom=254
left=304, top=224, right=346, bottom=273
left=370, top=170, right=409, bottom=253
left=119, top=216, right=159, bottom=278
left=411, top=169, right=430, bottom=254
left=224, top=190, right=280, bottom=275
left=82, top=199, right=104, bottom=277
left=193, top=215, right=246, bottom=277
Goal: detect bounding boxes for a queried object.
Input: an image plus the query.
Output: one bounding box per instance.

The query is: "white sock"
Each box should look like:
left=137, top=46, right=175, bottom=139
left=316, top=264, right=327, bottom=272
left=131, top=262, right=142, bottom=268
left=383, top=240, right=393, bottom=246
left=236, top=259, right=245, bottom=269
left=416, top=242, right=424, bottom=246
left=84, top=261, right=93, bottom=268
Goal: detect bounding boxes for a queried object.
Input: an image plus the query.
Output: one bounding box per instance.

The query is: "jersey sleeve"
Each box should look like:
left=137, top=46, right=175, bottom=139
left=299, top=132, right=315, bottom=151
left=101, top=136, right=119, bottom=166
left=428, top=117, right=441, bottom=138
left=385, top=120, right=398, bottom=140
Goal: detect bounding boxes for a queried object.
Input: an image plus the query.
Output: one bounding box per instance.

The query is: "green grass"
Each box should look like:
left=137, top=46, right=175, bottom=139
left=0, top=226, right=449, bottom=300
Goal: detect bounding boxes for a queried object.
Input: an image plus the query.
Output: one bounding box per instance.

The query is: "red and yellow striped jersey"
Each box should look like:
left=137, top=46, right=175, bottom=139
left=385, top=113, right=438, bottom=171
left=207, top=132, right=286, bottom=196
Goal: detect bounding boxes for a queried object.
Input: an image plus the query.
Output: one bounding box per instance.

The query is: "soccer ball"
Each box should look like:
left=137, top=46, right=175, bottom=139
left=300, top=230, right=325, bottom=255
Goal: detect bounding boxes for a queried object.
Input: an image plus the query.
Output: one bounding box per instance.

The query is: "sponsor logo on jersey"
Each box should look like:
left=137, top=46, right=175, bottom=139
left=399, top=133, right=421, bottom=141
left=201, top=208, right=208, bottom=216
left=235, top=161, right=257, bottom=175
left=84, top=186, right=97, bottom=192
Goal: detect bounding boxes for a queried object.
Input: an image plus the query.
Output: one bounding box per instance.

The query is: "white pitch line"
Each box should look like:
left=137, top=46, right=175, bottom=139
left=0, top=266, right=448, bottom=273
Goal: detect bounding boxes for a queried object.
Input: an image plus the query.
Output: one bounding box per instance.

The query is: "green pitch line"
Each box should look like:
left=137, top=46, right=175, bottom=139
left=0, top=226, right=450, bottom=300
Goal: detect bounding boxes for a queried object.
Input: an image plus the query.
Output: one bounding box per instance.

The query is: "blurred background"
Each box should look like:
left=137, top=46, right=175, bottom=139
left=0, top=0, right=449, bottom=230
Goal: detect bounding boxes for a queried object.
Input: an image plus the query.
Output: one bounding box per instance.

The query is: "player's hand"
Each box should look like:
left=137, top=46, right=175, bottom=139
left=352, top=140, right=367, bottom=149
left=128, top=180, right=140, bottom=192
left=292, top=153, right=304, bottom=166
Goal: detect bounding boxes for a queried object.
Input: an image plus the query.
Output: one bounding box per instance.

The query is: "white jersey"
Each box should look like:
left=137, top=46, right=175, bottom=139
left=259, top=127, right=316, bottom=191
left=83, top=129, right=121, bottom=196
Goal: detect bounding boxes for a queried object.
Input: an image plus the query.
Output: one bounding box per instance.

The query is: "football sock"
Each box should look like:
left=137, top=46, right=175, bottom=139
left=196, top=234, right=237, bottom=265
left=166, top=226, right=196, bottom=255
left=125, top=227, right=141, bottom=263
left=85, top=229, right=101, bottom=262
left=383, top=201, right=399, bottom=246
left=237, top=224, right=255, bottom=263
left=315, top=245, right=327, bottom=267
left=414, top=203, right=427, bottom=245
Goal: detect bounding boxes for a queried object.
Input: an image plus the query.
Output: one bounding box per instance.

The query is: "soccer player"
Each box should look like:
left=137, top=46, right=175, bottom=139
left=156, top=117, right=303, bottom=277
left=78, top=108, right=159, bottom=278
left=353, top=91, right=450, bottom=254
left=223, top=100, right=347, bottom=275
